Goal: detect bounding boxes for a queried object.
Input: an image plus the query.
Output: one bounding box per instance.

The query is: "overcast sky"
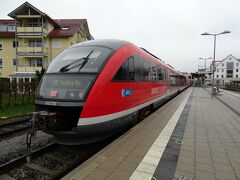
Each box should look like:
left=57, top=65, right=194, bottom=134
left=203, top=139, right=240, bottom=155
left=1, top=0, right=240, bottom=73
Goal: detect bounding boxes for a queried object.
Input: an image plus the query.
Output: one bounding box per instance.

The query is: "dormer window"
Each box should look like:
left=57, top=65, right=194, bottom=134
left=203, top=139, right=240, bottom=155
left=62, top=26, right=69, bottom=30
left=229, top=57, right=231, bottom=60
left=222, top=63, right=224, bottom=67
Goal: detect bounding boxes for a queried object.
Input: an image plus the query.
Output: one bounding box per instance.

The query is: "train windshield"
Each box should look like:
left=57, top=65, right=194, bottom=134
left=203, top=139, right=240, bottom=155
left=47, top=46, right=113, bottom=73
left=37, top=74, right=94, bottom=101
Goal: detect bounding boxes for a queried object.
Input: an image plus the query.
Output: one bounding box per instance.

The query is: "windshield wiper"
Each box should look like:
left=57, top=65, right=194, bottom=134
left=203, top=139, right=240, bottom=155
left=59, top=50, right=94, bottom=72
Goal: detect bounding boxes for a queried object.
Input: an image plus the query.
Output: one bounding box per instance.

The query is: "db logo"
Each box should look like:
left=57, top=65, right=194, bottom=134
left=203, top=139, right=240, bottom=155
left=50, top=90, right=58, bottom=97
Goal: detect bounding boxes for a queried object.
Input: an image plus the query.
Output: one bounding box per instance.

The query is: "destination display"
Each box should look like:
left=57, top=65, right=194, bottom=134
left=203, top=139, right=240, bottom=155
left=38, top=74, right=94, bottom=100
left=52, top=79, right=82, bottom=89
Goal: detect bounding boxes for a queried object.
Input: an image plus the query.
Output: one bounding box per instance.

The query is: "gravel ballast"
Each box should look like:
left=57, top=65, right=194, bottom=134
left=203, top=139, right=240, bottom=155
left=0, top=130, right=53, bottom=166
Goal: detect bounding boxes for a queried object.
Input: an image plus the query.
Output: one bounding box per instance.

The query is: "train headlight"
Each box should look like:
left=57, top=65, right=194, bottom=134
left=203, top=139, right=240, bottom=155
left=66, top=91, right=84, bottom=99
left=78, top=92, right=84, bottom=98
left=70, top=92, right=74, bottom=98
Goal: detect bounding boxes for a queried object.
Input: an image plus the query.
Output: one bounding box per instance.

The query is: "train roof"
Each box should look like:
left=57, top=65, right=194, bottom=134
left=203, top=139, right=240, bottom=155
left=71, top=39, right=183, bottom=75
left=71, top=39, right=130, bottom=51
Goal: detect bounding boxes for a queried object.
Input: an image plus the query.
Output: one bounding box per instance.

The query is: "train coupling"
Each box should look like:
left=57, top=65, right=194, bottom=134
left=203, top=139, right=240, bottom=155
left=26, top=111, right=56, bottom=163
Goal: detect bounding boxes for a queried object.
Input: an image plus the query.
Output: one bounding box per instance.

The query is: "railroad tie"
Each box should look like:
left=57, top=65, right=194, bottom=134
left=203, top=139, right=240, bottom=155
left=25, top=163, right=58, bottom=176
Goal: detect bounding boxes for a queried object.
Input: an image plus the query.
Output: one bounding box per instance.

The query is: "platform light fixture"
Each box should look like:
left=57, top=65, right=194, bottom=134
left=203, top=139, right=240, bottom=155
left=201, top=30, right=231, bottom=96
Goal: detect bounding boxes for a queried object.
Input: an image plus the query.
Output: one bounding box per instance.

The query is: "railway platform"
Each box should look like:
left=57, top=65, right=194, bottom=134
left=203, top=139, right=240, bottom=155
left=63, top=87, right=240, bottom=180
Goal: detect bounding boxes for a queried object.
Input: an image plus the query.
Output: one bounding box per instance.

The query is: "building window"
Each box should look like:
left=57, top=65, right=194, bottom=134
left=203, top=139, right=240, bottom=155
left=222, top=63, right=224, bottom=67
left=62, top=26, right=69, bottom=30
left=216, top=69, right=219, bottom=72
left=13, top=58, right=17, bottom=66
left=28, top=18, right=39, bottom=27
left=29, top=59, right=42, bottom=67
left=222, top=69, right=224, bottom=72
left=0, top=59, right=3, bottom=68
left=237, top=69, right=239, bottom=73
left=236, top=75, right=239, bottom=78
left=0, top=25, right=7, bottom=31
left=53, top=39, right=61, bottom=48
left=13, top=40, right=18, bottom=48
left=221, top=75, right=223, bottom=78
left=0, top=43, right=2, bottom=50
left=7, top=25, right=16, bottom=32
left=227, top=70, right=233, bottom=74
left=229, top=57, right=231, bottom=60
left=216, top=75, right=219, bottom=78
left=237, top=63, right=239, bottom=67
left=29, top=40, right=42, bottom=47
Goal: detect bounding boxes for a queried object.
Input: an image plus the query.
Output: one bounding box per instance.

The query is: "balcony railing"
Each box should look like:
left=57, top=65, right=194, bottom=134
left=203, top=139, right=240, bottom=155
left=17, top=47, right=48, bottom=57
left=18, top=66, right=43, bottom=73
left=17, top=27, right=47, bottom=35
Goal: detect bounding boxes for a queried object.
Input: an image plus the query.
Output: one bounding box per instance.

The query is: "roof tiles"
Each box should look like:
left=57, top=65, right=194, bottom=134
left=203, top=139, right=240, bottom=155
left=48, top=19, right=87, bottom=37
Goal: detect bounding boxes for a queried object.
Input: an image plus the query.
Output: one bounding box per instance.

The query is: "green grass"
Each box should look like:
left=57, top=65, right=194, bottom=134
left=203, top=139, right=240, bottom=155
left=0, top=104, right=34, bottom=119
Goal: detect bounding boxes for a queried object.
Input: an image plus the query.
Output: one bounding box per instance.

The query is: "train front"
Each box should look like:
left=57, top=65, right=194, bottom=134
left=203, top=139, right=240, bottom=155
left=35, top=44, right=113, bottom=145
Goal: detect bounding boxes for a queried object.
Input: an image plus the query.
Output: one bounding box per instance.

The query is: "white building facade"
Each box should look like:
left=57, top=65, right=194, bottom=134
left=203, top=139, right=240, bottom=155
left=213, top=54, right=240, bottom=86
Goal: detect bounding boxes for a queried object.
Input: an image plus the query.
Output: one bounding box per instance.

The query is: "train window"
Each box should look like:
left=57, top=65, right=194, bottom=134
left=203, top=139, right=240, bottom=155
left=128, top=57, right=135, bottom=80
left=113, top=56, right=135, bottom=81
left=157, top=67, right=166, bottom=81
left=143, top=61, right=151, bottom=81
left=150, top=65, right=157, bottom=81
left=169, top=74, right=178, bottom=86
left=47, top=46, right=113, bottom=73
left=141, top=56, right=167, bottom=82
left=134, top=55, right=141, bottom=81
left=113, top=62, right=127, bottom=81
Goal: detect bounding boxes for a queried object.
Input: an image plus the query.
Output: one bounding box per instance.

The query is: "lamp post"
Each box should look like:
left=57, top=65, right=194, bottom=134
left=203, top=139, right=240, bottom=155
left=199, top=57, right=212, bottom=89
left=201, top=30, right=231, bottom=96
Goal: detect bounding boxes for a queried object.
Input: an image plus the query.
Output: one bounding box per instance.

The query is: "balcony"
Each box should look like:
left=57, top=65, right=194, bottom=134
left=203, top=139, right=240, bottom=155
left=16, top=15, right=41, bottom=18
left=18, top=66, right=43, bottom=73
left=17, top=47, right=48, bottom=57
left=17, top=27, right=47, bottom=37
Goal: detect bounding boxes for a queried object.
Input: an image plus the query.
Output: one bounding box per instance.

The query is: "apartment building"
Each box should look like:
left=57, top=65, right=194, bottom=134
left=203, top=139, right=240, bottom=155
left=0, top=1, right=92, bottom=82
left=201, top=54, right=240, bottom=86
left=214, top=54, right=240, bottom=86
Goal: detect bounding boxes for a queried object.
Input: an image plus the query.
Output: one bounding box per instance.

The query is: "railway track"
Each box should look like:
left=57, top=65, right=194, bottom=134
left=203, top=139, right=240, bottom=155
left=0, top=143, right=57, bottom=175
left=0, top=115, right=31, bottom=138
left=0, top=138, right=114, bottom=179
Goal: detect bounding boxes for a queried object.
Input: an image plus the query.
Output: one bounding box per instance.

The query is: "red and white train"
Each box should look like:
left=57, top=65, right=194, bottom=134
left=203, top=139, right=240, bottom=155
left=35, top=39, right=189, bottom=144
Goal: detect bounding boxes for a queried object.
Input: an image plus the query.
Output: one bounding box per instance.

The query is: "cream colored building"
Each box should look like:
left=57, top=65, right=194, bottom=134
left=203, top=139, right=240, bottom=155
left=0, top=1, right=92, bottom=82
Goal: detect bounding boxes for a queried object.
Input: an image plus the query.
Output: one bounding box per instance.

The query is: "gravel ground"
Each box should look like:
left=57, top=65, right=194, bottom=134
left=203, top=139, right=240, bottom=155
left=0, top=130, right=53, bottom=165
left=34, top=156, right=67, bottom=171
left=9, top=166, right=52, bottom=180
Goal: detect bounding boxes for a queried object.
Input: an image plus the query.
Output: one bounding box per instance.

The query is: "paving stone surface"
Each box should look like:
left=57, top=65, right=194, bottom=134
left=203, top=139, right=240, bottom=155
left=175, top=88, right=240, bottom=180
left=213, top=88, right=240, bottom=115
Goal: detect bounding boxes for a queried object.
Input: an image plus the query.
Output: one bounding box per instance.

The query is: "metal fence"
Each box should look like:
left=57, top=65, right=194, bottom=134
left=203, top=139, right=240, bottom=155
left=0, top=80, right=38, bottom=108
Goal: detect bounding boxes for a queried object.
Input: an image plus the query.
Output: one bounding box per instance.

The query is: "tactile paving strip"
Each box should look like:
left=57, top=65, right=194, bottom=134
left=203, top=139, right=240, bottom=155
left=152, top=94, right=193, bottom=180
